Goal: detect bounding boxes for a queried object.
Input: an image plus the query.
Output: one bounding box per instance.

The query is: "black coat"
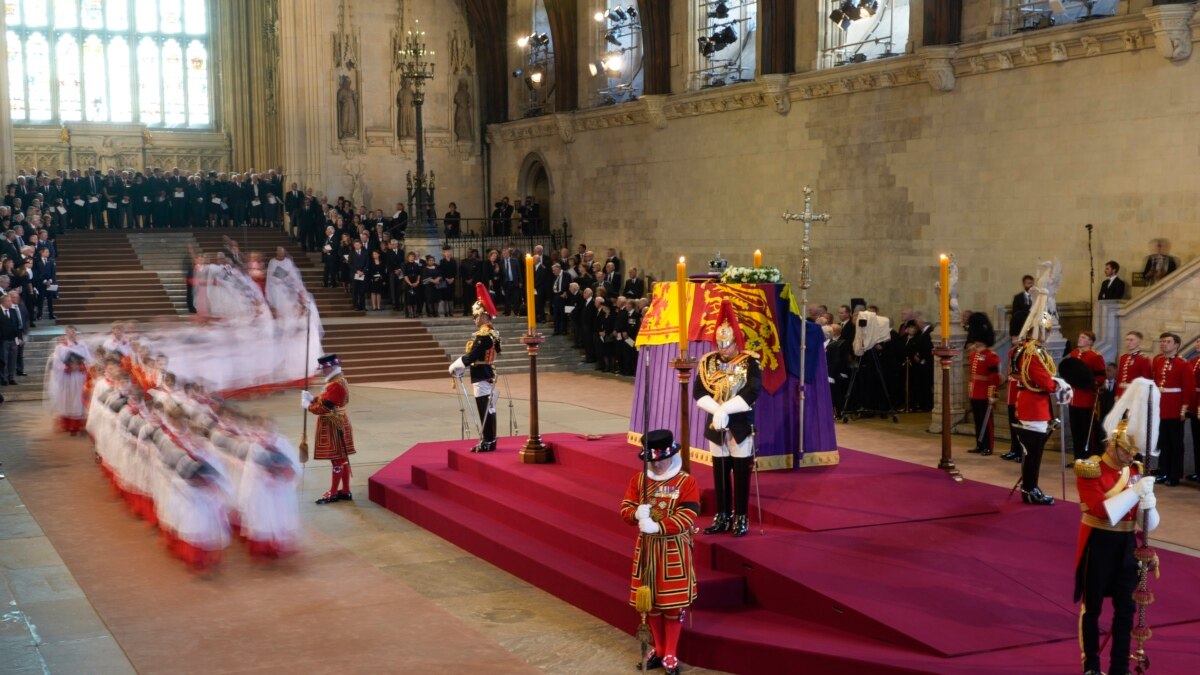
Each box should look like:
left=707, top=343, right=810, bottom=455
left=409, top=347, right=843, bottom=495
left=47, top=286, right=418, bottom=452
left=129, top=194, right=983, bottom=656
left=1097, top=277, right=1126, bottom=301
left=1009, top=290, right=1032, bottom=337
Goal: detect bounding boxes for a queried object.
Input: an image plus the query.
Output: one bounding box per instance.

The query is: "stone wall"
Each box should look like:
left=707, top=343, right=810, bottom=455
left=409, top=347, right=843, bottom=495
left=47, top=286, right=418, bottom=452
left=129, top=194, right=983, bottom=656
left=486, top=7, right=1200, bottom=325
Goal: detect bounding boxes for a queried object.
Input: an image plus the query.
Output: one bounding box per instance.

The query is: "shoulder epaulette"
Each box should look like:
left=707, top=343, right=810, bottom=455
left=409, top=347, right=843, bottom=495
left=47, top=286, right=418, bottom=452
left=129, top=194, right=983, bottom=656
left=1074, top=456, right=1102, bottom=479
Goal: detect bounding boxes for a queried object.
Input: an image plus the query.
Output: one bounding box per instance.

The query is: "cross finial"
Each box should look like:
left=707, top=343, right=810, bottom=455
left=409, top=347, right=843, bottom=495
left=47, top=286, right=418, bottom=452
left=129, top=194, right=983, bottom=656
left=781, top=186, right=829, bottom=291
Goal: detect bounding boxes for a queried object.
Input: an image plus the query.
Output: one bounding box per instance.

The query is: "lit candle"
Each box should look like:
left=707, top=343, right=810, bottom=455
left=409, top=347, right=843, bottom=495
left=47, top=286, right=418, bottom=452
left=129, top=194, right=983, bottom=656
left=753, top=249, right=762, bottom=268
left=939, top=254, right=950, bottom=342
left=525, top=254, right=536, bottom=332
left=677, top=257, right=688, bottom=359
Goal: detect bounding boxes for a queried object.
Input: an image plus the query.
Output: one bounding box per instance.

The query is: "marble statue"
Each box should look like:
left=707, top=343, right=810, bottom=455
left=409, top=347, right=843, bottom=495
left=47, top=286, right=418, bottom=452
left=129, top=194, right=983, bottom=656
left=397, top=80, right=415, bottom=139
left=337, top=75, right=359, bottom=139
left=454, top=79, right=474, bottom=143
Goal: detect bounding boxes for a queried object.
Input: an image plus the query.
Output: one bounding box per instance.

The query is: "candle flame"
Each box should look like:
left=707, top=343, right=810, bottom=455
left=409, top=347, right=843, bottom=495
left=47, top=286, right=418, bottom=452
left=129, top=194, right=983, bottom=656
left=939, top=254, right=948, bottom=261
left=679, top=256, right=685, bottom=264
left=526, top=253, right=532, bottom=259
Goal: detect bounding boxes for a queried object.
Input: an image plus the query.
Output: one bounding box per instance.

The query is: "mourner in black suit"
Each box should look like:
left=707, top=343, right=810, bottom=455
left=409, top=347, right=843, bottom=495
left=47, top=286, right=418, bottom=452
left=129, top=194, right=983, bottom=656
left=1009, top=275, right=1034, bottom=337
left=1097, top=260, right=1127, bottom=300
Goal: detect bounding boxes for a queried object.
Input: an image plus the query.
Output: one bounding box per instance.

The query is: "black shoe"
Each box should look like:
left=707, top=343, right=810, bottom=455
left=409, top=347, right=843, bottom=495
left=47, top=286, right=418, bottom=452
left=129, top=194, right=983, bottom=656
left=315, top=491, right=341, bottom=504
left=1154, top=475, right=1169, bottom=485
left=16, top=371, right=27, bottom=376
left=1186, top=473, right=1200, bottom=483
left=636, top=653, right=663, bottom=671
left=1001, top=451, right=1021, bottom=461
left=968, top=446, right=983, bottom=454
left=703, top=513, right=731, bottom=535
left=979, top=448, right=993, bottom=456
left=731, top=514, right=749, bottom=537
left=337, top=491, right=353, bottom=501
left=1021, top=487, right=1054, bottom=506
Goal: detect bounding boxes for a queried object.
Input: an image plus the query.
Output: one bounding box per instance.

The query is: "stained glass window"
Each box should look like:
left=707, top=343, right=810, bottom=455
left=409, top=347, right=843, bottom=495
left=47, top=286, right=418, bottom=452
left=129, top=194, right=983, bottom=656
left=7, top=30, right=26, bottom=119
left=6, top=0, right=212, bottom=126
left=26, top=32, right=53, bottom=120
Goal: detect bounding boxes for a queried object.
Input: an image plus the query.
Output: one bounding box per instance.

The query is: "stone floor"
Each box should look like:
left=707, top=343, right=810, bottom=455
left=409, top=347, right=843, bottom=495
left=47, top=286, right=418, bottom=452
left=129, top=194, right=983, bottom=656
left=1, top=372, right=1198, bottom=674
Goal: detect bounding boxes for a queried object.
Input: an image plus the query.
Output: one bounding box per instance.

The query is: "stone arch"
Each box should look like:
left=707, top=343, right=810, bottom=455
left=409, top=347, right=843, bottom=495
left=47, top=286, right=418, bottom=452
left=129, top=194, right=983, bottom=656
left=517, top=151, right=553, bottom=233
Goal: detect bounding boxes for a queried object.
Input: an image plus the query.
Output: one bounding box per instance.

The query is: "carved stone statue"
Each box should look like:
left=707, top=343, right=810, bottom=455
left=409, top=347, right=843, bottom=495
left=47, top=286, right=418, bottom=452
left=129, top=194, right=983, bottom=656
left=397, top=79, right=415, bottom=139
left=453, top=79, right=474, bottom=143
left=337, top=74, right=359, bottom=139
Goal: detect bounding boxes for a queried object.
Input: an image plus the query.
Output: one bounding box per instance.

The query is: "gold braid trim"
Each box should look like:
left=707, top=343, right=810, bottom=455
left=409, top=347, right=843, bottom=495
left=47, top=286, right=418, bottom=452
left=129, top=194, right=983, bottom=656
left=1019, top=342, right=1057, bottom=393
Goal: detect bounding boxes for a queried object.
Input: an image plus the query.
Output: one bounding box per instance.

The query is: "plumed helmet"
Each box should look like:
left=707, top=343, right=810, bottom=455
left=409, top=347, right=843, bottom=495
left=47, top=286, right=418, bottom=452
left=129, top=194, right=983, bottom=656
left=639, top=429, right=681, bottom=462
left=471, top=282, right=497, bottom=321
left=1103, top=377, right=1160, bottom=457
left=714, top=300, right=744, bottom=351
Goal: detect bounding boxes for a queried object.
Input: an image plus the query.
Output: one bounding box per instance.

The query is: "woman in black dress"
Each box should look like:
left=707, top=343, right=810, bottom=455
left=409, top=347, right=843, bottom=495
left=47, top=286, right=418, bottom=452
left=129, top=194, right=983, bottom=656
left=419, top=254, right=442, bottom=318
left=403, top=251, right=423, bottom=318
left=367, top=249, right=387, bottom=311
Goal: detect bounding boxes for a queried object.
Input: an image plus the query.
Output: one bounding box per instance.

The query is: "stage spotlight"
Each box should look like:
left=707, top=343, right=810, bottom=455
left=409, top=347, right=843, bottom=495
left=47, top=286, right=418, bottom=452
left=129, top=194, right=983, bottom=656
left=626, top=5, right=638, bottom=19
left=530, top=66, right=545, bottom=84
left=594, top=11, right=606, bottom=23
left=534, top=32, right=551, bottom=47
left=588, top=59, right=604, bottom=77
left=602, top=54, right=623, bottom=74
left=860, top=1, right=879, bottom=18
left=517, top=35, right=530, bottom=48
left=698, top=36, right=717, bottom=57
left=523, top=76, right=537, bottom=91
left=843, top=1, right=861, bottom=21
left=828, top=7, right=851, bottom=31
left=718, top=25, right=737, bottom=45
left=512, top=68, right=524, bottom=78
left=605, top=30, right=622, bottom=47
left=708, top=2, right=729, bottom=19
left=607, top=7, right=626, bottom=22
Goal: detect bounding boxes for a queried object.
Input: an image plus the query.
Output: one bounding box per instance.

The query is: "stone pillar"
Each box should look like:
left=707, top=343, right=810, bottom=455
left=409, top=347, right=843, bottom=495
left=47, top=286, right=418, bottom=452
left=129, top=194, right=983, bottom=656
left=0, top=17, right=16, bottom=186
left=929, top=320, right=967, bottom=434
left=278, top=0, right=327, bottom=189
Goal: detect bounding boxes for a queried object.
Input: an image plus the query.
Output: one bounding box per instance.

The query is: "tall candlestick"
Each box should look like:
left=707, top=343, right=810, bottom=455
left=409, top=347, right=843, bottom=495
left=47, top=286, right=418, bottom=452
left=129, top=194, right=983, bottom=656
left=676, top=257, right=688, bottom=359
left=525, top=254, right=536, bottom=332
left=939, top=254, right=950, bottom=342
left=753, top=249, right=762, bottom=268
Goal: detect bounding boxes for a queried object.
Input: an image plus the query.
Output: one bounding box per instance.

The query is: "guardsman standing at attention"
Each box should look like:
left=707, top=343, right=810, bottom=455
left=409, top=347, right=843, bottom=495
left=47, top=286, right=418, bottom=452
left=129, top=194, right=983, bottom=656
left=1115, top=331, right=1152, bottom=398
left=1013, top=281, right=1073, bottom=505
left=449, top=283, right=502, bottom=452
left=966, top=327, right=1000, bottom=456
left=1151, top=332, right=1194, bottom=486
left=1189, top=338, right=1200, bottom=483
left=304, top=353, right=356, bottom=504
left=1065, top=331, right=1107, bottom=461
left=1074, top=378, right=1160, bottom=675
left=693, top=301, right=761, bottom=537
left=1001, top=337, right=1026, bottom=462
left=621, top=430, right=698, bottom=675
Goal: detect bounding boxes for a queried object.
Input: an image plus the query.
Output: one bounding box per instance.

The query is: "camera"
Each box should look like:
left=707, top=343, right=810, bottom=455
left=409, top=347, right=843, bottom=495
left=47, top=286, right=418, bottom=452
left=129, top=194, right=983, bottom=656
left=853, top=310, right=892, bottom=356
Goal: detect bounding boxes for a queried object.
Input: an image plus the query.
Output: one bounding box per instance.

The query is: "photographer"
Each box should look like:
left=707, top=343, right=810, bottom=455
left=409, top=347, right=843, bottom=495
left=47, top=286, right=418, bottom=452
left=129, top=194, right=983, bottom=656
left=848, top=309, right=895, bottom=416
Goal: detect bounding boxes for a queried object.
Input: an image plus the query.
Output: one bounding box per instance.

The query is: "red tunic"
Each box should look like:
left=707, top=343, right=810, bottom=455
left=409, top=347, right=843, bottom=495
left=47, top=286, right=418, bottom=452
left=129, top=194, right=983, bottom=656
left=1191, top=356, right=1200, bottom=415
left=621, top=470, right=699, bottom=611
left=1152, top=354, right=1195, bottom=421
left=968, top=348, right=1000, bottom=401
left=307, top=376, right=356, bottom=461
left=1014, top=343, right=1059, bottom=422
left=1066, top=347, right=1106, bottom=411
left=1074, top=455, right=1140, bottom=569
left=1116, top=351, right=1151, bottom=397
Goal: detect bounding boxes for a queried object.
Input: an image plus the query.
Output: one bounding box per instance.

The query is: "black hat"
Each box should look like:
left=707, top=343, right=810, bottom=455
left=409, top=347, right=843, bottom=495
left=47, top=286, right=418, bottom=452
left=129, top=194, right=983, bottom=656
left=317, top=353, right=340, bottom=368
left=639, top=429, right=681, bottom=462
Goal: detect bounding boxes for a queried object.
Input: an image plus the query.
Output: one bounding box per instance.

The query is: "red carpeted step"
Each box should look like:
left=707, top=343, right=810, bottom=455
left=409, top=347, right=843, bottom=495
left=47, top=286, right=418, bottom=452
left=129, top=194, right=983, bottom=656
left=412, top=463, right=745, bottom=611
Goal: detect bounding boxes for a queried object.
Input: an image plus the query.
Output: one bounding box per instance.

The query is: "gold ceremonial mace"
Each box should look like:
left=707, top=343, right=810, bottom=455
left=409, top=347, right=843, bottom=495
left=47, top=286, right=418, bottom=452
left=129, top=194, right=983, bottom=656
left=782, top=186, right=829, bottom=464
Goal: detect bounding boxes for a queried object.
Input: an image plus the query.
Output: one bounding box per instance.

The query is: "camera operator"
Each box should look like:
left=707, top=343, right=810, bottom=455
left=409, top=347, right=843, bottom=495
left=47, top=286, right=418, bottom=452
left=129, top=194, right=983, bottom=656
left=848, top=309, right=895, bottom=416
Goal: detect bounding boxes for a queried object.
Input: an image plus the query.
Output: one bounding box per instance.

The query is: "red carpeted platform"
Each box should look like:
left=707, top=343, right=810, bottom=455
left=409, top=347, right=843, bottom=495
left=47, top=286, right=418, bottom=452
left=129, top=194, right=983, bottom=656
left=369, top=433, right=1200, bottom=674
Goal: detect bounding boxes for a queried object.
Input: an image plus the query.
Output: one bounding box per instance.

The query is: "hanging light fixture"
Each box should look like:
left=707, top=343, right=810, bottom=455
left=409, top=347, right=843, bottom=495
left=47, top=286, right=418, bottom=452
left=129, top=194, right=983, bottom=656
left=605, top=29, right=622, bottom=47
left=594, top=11, right=606, bottom=23
left=517, top=34, right=530, bottom=47
left=626, top=5, right=638, bottom=20
left=698, top=35, right=717, bottom=57
left=607, top=7, right=626, bottom=22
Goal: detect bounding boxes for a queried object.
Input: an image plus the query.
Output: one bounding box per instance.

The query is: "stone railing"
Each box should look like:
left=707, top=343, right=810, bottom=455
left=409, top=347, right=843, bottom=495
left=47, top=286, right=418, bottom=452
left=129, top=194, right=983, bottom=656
left=1114, top=255, right=1200, bottom=354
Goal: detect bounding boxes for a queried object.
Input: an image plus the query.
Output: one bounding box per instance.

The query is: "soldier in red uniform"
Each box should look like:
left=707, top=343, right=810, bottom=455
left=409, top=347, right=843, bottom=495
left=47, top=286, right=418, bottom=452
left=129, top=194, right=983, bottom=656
left=621, top=429, right=698, bottom=675
left=1115, top=331, right=1151, bottom=398
left=1012, top=285, right=1073, bottom=505
left=1188, top=338, right=1200, bottom=483
left=1151, top=333, right=1195, bottom=487
left=1075, top=378, right=1160, bottom=675
left=303, top=353, right=356, bottom=504
left=449, top=283, right=502, bottom=452
left=1065, top=331, right=1107, bottom=460
left=966, top=336, right=1000, bottom=456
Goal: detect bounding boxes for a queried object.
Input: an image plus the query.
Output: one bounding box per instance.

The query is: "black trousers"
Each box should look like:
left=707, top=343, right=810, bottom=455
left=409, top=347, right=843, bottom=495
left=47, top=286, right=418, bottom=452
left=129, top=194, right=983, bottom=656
left=970, top=398, right=993, bottom=451
left=1068, top=404, right=1102, bottom=461
left=1191, top=414, right=1200, bottom=478
left=709, top=456, right=752, bottom=517
left=474, top=394, right=496, bottom=444
left=1156, top=418, right=1185, bottom=483
left=1076, top=529, right=1138, bottom=675
left=1014, top=426, right=1049, bottom=492
left=1007, top=404, right=1021, bottom=453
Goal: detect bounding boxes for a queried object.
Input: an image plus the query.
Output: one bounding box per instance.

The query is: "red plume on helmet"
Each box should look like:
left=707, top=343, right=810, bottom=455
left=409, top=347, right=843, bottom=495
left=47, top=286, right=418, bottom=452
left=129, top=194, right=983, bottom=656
left=473, top=282, right=498, bottom=320
left=715, top=300, right=744, bottom=351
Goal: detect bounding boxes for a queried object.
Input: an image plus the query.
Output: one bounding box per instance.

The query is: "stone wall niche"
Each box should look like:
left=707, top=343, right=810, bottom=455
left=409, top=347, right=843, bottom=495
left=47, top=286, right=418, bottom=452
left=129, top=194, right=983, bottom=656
left=1143, top=3, right=1196, bottom=61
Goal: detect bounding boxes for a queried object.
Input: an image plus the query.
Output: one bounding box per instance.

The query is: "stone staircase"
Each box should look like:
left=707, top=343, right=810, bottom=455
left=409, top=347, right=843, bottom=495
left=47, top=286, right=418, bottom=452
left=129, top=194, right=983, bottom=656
left=53, top=230, right=179, bottom=325
left=320, top=319, right=449, bottom=383
left=419, top=316, right=585, bottom=374
left=125, top=231, right=195, bottom=314
left=0, top=331, right=61, bottom=402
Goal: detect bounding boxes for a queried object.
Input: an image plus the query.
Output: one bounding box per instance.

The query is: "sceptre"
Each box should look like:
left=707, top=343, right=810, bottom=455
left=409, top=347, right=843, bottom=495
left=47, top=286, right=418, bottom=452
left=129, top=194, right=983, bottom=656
left=782, top=187, right=830, bottom=465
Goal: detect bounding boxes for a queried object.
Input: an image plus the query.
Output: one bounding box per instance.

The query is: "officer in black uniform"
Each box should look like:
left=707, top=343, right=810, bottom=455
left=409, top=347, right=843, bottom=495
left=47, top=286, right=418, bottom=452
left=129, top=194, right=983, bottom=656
left=449, top=283, right=503, bottom=452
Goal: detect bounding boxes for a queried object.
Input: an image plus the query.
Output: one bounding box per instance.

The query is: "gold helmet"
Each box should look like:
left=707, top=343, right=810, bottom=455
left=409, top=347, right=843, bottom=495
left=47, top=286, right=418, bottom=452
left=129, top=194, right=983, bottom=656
left=471, top=282, right=497, bottom=321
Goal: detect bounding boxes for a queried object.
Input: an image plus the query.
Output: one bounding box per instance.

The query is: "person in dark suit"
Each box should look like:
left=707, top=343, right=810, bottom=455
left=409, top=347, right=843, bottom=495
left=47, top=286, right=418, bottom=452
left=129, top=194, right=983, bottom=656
left=83, top=167, right=104, bottom=229
left=319, top=225, right=339, bottom=288
left=32, top=247, right=56, bottom=320
left=0, top=293, right=22, bottom=385
left=533, top=255, right=552, bottom=323
left=550, top=263, right=571, bottom=335
left=1009, top=275, right=1034, bottom=337
left=499, top=248, right=520, bottom=316
left=384, top=239, right=405, bottom=311
left=605, top=248, right=622, bottom=276
left=1097, top=260, right=1126, bottom=300
left=284, top=182, right=303, bottom=241
left=348, top=239, right=370, bottom=311
left=1141, top=238, right=1179, bottom=285
left=458, top=249, right=482, bottom=317
left=601, top=262, right=620, bottom=297
left=621, top=268, right=644, bottom=299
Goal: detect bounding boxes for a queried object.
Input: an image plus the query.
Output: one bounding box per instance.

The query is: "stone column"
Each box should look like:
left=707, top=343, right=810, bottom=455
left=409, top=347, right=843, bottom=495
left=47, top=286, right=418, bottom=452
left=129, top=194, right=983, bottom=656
left=278, top=0, right=328, bottom=189
left=0, top=17, right=16, bottom=186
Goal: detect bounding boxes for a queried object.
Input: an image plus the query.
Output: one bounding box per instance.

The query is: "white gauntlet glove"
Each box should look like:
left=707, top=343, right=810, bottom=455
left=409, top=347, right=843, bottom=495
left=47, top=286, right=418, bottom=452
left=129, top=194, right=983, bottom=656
left=695, top=395, right=720, bottom=415
left=1134, top=476, right=1155, bottom=498
left=1052, top=377, right=1073, bottom=405
left=301, top=390, right=314, bottom=409
left=711, top=410, right=729, bottom=431
left=448, top=357, right=466, bottom=377
left=635, top=504, right=651, bottom=521
left=1139, top=493, right=1157, bottom=512
left=638, top=518, right=661, bottom=535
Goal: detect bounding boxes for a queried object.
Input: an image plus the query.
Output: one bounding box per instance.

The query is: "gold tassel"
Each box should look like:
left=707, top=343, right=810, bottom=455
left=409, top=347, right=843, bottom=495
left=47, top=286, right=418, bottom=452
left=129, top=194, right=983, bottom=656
left=634, top=585, right=653, bottom=614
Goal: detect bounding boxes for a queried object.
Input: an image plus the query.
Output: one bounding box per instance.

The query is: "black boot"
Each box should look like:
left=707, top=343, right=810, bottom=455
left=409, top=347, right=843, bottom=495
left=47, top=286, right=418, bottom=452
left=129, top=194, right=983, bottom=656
left=1021, top=487, right=1054, bottom=505
left=731, top=456, right=752, bottom=537
left=1000, top=450, right=1021, bottom=461
left=704, top=457, right=732, bottom=534
left=635, top=653, right=663, bottom=671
